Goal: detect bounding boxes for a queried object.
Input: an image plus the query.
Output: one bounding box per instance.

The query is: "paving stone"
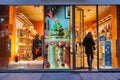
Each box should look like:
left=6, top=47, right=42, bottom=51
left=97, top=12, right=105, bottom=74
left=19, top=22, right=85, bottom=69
left=2, top=73, right=43, bottom=80
left=111, top=73, right=120, bottom=79
left=0, top=73, right=10, bottom=80
left=0, top=73, right=119, bottom=80
left=41, top=73, right=80, bottom=80
left=79, top=73, right=117, bottom=80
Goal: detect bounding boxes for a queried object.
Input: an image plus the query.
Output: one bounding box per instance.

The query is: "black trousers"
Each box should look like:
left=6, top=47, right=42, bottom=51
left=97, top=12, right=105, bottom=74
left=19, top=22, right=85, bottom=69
left=86, top=53, right=94, bottom=67
left=32, top=48, right=42, bottom=60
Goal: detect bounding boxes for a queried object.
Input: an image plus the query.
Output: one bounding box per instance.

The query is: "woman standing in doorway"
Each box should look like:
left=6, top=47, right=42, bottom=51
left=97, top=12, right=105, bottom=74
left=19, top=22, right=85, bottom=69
left=82, top=32, right=95, bottom=70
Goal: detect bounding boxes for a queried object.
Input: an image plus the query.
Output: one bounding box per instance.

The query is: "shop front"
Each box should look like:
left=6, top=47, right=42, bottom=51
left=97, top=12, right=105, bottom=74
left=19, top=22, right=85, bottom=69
left=0, top=5, right=120, bottom=71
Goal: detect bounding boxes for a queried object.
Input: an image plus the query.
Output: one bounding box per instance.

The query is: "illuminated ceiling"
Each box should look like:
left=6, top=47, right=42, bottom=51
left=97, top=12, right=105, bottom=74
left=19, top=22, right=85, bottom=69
left=16, top=5, right=111, bottom=26
left=76, top=6, right=111, bottom=27
left=16, top=6, right=44, bottom=21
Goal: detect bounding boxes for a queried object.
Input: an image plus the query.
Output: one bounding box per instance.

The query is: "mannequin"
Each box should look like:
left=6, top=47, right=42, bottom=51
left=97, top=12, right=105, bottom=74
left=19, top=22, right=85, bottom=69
left=32, top=34, right=42, bottom=60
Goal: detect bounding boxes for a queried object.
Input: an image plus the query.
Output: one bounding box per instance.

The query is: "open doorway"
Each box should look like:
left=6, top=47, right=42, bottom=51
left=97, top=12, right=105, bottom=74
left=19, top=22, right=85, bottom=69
left=75, top=6, right=97, bottom=70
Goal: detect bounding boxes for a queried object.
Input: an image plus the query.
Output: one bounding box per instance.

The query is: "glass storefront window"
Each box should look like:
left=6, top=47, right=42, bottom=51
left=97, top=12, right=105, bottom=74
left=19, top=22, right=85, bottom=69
left=12, top=6, right=44, bottom=69
left=0, top=5, right=72, bottom=70
left=98, top=5, right=120, bottom=69
left=44, top=6, right=71, bottom=69
left=98, top=5, right=112, bottom=69
left=0, top=5, right=120, bottom=71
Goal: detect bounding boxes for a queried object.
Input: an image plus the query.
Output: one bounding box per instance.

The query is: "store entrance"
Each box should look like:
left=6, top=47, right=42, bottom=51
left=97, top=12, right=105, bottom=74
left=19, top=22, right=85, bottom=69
left=75, top=6, right=97, bottom=70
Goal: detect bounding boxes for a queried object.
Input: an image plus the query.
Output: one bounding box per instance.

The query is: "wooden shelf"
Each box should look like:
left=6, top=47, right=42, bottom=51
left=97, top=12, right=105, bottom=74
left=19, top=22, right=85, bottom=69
left=16, top=43, right=32, bottom=47
left=17, top=36, right=33, bottom=40
left=16, top=13, right=36, bottom=61
left=17, top=28, right=26, bottom=30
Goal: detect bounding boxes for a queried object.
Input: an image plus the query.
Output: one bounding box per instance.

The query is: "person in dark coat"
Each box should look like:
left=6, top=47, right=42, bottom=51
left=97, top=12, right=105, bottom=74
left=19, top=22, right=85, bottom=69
left=82, top=32, right=95, bottom=70
left=32, top=34, right=42, bottom=60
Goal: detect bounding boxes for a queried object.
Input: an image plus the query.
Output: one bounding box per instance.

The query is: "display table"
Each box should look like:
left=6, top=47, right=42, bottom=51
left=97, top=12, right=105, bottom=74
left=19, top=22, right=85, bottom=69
left=8, top=60, right=43, bottom=69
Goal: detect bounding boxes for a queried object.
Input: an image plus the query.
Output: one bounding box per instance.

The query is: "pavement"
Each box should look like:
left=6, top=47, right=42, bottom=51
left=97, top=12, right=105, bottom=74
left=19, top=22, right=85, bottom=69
left=0, top=72, right=120, bottom=80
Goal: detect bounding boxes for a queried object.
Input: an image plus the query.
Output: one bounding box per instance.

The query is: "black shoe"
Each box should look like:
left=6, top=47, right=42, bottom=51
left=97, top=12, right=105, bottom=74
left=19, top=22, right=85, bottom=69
left=88, top=66, right=92, bottom=70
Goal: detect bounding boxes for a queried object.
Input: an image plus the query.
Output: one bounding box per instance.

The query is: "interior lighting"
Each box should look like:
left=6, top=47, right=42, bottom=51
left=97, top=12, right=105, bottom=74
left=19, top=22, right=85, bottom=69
left=103, top=5, right=109, bottom=7
left=15, top=5, right=19, bottom=8
left=40, top=10, right=43, bottom=13
left=34, top=5, right=40, bottom=7
left=87, top=9, right=93, bottom=13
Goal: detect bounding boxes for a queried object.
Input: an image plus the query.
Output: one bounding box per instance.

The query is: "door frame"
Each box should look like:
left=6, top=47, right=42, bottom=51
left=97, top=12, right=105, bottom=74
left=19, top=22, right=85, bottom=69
left=72, top=5, right=99, bottom=70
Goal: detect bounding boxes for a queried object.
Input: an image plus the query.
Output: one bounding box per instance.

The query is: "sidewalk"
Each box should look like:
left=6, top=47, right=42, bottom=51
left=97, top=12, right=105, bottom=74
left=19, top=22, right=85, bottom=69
left=0, top=72, right=120, bottom=80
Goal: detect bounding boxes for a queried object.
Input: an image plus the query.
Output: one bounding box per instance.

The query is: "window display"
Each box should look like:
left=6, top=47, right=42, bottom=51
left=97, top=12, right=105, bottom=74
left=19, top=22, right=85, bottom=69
left=8, top=6, right=44, bottom=69
left=32, top=34, right=42, bottom=60
left=44, top=6, right=71, bottom=69
left=0, top=5, right=119, bottom=70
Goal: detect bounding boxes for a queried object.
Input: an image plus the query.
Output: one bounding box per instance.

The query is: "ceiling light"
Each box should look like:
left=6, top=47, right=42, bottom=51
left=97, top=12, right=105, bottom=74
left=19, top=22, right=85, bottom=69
left=76, top=28, right=79, bottom=31
left=103, top=5, right=109, bottom=7
left=40, top=10, right=43, bottom=13
left=34, top=5, right=39, bottom=8
left=15, top=5, right=19, bottom=8
left=87, top=9, right=92, bottom=13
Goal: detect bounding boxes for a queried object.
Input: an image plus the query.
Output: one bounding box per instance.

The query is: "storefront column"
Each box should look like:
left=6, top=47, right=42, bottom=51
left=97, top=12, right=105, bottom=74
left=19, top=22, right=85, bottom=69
left=96, top=5, right=99, bottom=70
left=110, top=6, right=118, bottom=68
left=0, top=6, right=9, bottom=68
left=9, top=6, right=16, bottom=61
left=116, top=5, right=120, bottom=67
left=72, top=5, right=76, bottom=69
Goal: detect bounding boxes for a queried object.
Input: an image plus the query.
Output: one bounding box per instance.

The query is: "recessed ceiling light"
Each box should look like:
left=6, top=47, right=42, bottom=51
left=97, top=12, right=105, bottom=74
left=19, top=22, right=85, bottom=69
left=87, top=9, right=92, bottom=13
left=15, top=5, right=19, bottom=8
left=40, top=10, right=43, bottom=13
left=103, top=5, right=109, bottom=7
left=34, top=5, right=39, bottom=8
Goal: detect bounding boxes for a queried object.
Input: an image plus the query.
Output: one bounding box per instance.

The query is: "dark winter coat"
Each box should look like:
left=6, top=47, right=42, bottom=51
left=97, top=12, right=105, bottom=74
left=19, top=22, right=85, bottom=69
left=82, top=37, right=95, bottom=55
left=32, top=39, right=42, bottom=54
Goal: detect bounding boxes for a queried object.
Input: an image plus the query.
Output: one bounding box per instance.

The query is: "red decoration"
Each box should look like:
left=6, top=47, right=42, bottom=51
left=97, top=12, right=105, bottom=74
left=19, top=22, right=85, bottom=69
left=47, top=10, right=54, bottom=18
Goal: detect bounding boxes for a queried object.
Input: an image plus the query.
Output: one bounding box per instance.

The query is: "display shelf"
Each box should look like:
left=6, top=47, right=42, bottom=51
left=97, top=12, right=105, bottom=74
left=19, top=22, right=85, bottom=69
left=16, top=13, right=36, bottom=61
left=16, top=44, right=32, bottom=47
left=17, top=36, right=33, bottom=40
left=17, top=28, right=27, bottom=30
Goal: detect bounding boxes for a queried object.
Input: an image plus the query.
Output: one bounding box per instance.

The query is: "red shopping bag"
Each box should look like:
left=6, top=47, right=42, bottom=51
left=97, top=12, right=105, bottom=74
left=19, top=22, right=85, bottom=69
left=35, top=48, right=39, bottom=55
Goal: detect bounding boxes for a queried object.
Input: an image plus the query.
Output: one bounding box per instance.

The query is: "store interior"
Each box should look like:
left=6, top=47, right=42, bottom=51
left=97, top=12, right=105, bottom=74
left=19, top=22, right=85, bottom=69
left=0, top=5, right=118, bottom=70
left=9, top=5, right=71, bottom=69
left=75, top=6, right=112, bottom=69
left=8, top=6, right=44, bottom=69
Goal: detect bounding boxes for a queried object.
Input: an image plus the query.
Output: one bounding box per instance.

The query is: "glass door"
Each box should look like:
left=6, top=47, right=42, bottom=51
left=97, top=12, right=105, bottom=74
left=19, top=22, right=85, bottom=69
left=75, top=6, right=84, bottom=69
left=75, top=6, right=97, bottom=70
